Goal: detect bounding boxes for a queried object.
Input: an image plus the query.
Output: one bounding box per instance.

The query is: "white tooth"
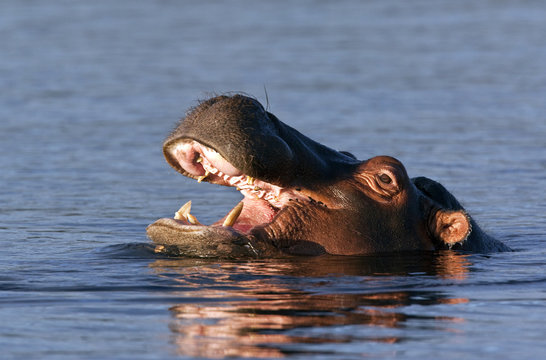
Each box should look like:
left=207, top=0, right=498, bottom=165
left=197, top=171, right=210, bottom=183
left=187, top=213, right=201, bottom=225
left=223, top=202, right=244, bottom=227
left=174, top=213, right=184, bottom=220
left=173, top=200, right=201, bottom=225
left=230, top=177, right=241, bottom=186
left=174, top=201, right=192, bottom=220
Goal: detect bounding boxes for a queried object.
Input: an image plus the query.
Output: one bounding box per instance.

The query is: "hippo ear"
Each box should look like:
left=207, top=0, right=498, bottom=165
left=429, top=209, right=472, bottom=247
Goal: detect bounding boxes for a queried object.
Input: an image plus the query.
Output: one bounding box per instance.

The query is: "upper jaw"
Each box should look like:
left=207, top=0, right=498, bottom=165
left=164, top=138, right=309, bottom=207
left=163, top=94, right=362, bottom=190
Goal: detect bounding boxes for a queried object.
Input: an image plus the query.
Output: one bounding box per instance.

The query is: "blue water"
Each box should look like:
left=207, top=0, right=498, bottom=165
left=1, top=0, right=545, bottom=359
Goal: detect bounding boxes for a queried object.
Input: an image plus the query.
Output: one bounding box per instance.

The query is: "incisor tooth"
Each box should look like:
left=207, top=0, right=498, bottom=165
left=174, top=200, right=192, bottom=220
left=223, top=202, right=244, bottom=227
left=174, top=200, right=201, bottom=225
left=197, top=171, right=210, bottom=183
left=174, top=212, right=184, bottom=220
left=187, top=213, right=201, bottom=225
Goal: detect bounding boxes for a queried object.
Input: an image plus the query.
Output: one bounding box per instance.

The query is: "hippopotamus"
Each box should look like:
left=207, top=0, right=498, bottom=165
left=147, top=94, right=510, bottom=257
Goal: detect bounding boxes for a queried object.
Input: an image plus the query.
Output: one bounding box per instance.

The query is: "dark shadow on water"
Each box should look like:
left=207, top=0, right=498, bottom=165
left=97, top=242, right=158, bottom=259
left=148, top=251, right=472, bottom=358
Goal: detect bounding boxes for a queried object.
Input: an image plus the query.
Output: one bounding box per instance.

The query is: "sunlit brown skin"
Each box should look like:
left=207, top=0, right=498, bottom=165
left=255, top=157, right=431, bottom=255
left=147, top=94, right=511, bottom=257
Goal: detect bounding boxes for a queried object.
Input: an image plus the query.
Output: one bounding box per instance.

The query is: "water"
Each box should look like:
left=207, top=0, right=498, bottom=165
left=1, top=0, right=545, bottom=358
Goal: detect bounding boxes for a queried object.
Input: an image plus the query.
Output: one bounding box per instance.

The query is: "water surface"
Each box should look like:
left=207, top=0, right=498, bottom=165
left=1, top=0, right=545, bottom=359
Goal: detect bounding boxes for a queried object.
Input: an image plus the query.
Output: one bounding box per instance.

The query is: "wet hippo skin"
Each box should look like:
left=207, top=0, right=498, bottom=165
left=147, top=94, right=511, bottom=257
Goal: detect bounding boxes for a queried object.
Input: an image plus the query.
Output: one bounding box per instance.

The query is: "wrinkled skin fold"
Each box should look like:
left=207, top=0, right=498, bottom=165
left=147, top=94, right=510, bottom=258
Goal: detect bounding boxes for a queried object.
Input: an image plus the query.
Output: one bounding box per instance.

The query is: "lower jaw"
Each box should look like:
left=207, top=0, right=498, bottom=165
left=146, top=217, right=280, bottom=258
left=147, top=197, right=283, bottom=247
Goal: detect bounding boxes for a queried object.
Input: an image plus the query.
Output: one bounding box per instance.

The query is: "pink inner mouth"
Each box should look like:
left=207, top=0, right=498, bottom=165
left=212, top=197, right=279, bottom=233
left=168, top=140, right=307, bottom=233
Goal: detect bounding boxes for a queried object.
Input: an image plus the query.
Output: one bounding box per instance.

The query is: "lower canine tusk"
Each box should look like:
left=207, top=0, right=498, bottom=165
left=223, top=202, right=244, bottom=227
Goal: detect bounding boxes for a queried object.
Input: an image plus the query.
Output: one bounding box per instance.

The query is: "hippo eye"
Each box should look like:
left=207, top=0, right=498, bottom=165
left=378, top=173, right=392, bottom=184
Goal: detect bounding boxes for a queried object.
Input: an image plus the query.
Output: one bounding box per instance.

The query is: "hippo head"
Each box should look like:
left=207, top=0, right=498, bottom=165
left=147, top=94, right=507, bottom=257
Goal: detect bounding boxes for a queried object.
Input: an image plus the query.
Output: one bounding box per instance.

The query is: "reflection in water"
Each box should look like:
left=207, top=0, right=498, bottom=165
left=150, top=252, right=470, bottom=358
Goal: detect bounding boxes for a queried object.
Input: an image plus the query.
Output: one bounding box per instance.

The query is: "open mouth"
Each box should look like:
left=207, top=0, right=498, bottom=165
left=165, top=140, right=309, bottom=235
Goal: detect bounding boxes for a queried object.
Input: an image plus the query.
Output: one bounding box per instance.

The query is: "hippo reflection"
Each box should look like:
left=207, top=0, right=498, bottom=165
left=147, top=94, right=510, bottom=257
left=151, top=254, right=471, bottom=358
